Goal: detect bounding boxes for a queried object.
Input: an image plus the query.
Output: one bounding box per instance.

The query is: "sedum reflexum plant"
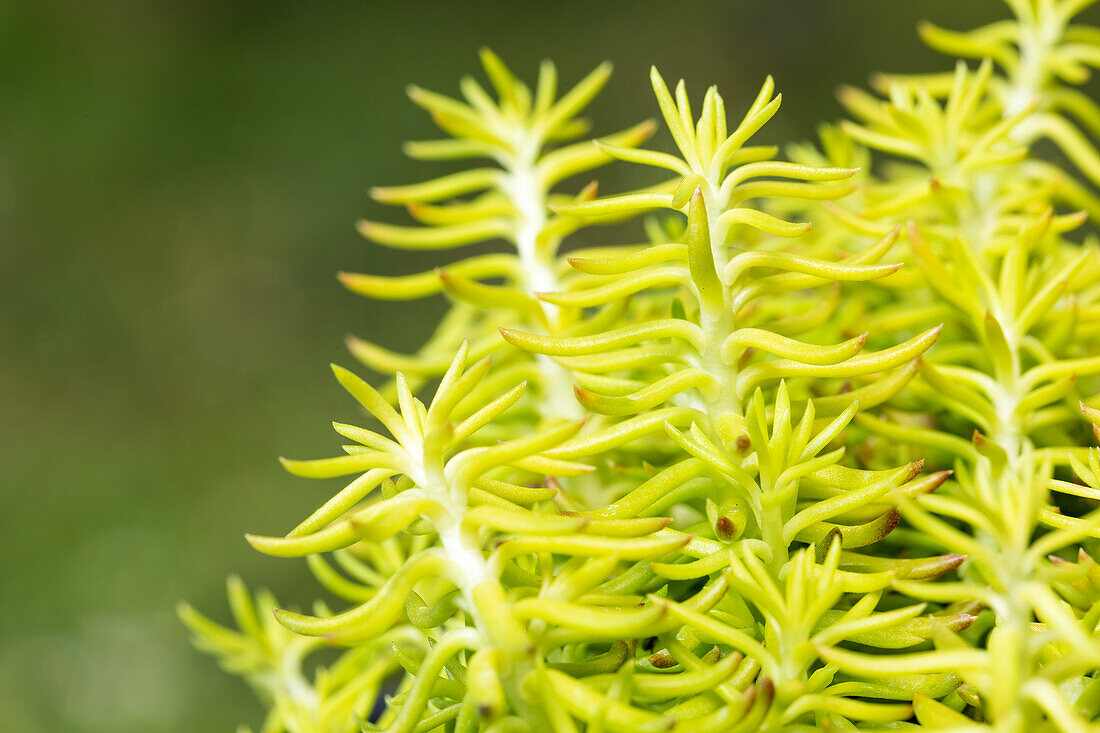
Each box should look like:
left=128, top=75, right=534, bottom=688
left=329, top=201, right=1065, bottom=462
left=183, top=2, right=1100, bottom=730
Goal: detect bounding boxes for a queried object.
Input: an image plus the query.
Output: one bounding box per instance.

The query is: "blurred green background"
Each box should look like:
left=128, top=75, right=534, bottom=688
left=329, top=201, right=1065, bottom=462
left=1, top=1, right=1082, bottom=730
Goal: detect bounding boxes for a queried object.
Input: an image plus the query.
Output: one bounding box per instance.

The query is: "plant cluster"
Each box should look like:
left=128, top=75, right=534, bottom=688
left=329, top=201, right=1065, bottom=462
left=182, top=1, right=1100, bottom=730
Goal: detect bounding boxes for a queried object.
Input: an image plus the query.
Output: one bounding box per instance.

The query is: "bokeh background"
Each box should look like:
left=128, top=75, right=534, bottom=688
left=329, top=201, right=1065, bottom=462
left=4, top=1, right=1094, bottom=731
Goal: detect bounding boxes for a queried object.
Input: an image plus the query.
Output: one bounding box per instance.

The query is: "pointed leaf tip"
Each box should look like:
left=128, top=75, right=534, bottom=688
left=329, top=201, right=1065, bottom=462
left=923, top=470, right=953, bottom=492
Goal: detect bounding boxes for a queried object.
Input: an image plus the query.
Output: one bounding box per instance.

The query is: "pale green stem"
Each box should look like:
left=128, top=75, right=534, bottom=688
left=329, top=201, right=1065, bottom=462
left=502, top=133, right=584, bottom=421
left=410, top=441, right=550, bottom=727
left=942, top=37, right=1064, bottom=719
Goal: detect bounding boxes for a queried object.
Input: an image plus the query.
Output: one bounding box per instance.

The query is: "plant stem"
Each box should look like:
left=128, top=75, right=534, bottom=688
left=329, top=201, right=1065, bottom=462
left=503, top=135, right=584, bottom=421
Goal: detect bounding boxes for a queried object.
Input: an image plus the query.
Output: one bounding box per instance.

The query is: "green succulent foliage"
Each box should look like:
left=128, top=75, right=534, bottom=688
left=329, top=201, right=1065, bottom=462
left=184, top=1, right=1100, bottom=731
left=786, top=0, right=1100, bottom=728
left=179, top=576, right=403, bottom=733
left=500, top=69, right=967, bottom=728
left=340, top=49, right=652, bottom=420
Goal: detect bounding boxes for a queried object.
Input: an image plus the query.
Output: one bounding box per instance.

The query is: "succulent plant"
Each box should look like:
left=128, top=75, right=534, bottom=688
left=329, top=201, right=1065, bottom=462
left=182, top=2, right=1100, bottom=730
